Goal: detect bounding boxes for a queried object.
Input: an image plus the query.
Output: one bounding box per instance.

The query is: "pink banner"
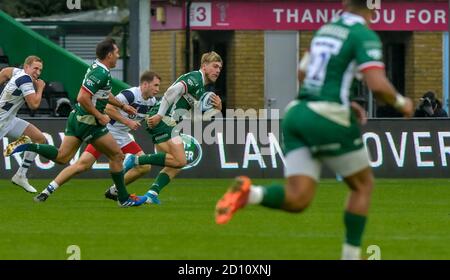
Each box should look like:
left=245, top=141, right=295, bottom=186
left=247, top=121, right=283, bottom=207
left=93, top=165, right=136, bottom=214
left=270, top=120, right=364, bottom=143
left=187, top=1, right=449, bottom=31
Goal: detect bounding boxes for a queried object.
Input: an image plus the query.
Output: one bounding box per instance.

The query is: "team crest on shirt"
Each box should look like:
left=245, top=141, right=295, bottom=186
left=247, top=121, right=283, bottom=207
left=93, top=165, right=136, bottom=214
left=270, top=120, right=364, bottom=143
left=85, top=79, right=95, bottom=87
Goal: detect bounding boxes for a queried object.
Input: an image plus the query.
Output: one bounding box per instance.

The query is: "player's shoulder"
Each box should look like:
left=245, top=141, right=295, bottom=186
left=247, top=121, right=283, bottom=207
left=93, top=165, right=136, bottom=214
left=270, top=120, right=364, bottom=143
left=13, top=70, right=33, bottom=85
left=351, top=23, right=379, bottom=39
left=124, top=86, right=140, bottom=96
left=89, top=62, right=110, bottom=77
left=86, top=64, right=110, bottom=85
left=11, top=67, right=23, bottom=77
left=178, top=71, right=202, bottom=87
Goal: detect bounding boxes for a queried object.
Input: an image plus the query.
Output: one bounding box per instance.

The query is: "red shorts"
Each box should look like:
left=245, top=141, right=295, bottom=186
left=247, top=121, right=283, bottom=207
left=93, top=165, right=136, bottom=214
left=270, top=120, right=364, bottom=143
left=84, top=141, right=143, bottom=159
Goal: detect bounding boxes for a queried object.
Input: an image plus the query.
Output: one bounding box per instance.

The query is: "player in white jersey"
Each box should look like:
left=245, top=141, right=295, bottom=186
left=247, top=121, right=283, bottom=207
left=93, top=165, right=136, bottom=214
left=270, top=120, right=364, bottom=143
left=33, top=71, right=161, bottom=202
left=0, top=56, right=46, bottom=193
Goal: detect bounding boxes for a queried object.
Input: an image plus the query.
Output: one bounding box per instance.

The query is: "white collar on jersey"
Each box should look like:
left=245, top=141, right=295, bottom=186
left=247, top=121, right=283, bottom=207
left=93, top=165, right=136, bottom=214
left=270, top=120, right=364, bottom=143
left=94, top=59, right=110, bottom=71
left=341, top=11, right=367, bottom=25
left=198, top=69, right=206, bottom=85
left=135, top=86, right=146, bottom=101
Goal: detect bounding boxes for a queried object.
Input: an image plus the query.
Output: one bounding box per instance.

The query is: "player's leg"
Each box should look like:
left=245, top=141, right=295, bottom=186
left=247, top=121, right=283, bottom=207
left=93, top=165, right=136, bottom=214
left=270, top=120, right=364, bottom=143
left=215, top=147, right=320, bottom=225
left=92, top=133, right=147, bottom=206
left=13, top=121, right=47, bottom=184
left=215, top=101, right=320, bottom=224
left=324, top=148, right=373, bottom=260
left=5, top=111, right=84, bottom=164
left=104, top=148, right=150, bottom=201
left=142, top=139, right=185, bottom=204
left=124, top=129, right=187, bottom=171
left=123, top=141, right=151, bottom=185
left=104, top=139, right=151, bottom=200
left=150, top=166, right=180, bottom=196
left=34, top=148, right=98, bottom=202
left=5, top=118, right=46, bottom=193
left=5, top=133, right=81, bottom=164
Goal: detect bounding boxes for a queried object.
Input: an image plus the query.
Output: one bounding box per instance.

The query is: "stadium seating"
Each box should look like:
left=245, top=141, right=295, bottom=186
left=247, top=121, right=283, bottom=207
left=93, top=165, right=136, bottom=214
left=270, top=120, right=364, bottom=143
left=44, top=81, right=72, bottom=117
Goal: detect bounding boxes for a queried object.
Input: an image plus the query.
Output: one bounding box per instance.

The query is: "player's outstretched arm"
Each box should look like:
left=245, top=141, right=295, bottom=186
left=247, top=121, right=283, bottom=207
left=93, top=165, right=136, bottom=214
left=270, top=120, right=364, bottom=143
left=107, top=93, right=136, bottom=116
left=105, top=103, right=140, bottom=130
left=363, top=68, right=414, bottom=118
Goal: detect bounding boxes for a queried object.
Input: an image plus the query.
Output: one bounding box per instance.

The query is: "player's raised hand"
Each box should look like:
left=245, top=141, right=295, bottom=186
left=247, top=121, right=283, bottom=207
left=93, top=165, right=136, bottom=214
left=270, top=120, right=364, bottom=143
left=34, top=79, right=46, bottom=92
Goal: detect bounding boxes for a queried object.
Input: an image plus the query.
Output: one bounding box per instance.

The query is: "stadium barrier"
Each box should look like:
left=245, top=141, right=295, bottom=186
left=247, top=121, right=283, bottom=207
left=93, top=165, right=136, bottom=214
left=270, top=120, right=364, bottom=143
left=1, top=118, right=449, bottom=179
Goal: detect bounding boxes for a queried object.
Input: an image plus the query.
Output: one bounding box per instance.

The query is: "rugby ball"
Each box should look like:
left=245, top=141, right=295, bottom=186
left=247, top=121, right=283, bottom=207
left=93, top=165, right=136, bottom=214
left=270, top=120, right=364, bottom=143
left=200, top=91, right=216, bottom=112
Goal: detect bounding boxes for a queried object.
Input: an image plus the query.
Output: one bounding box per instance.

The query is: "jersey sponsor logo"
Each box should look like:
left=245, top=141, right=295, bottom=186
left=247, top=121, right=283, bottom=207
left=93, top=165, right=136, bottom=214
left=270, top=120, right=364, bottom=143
left=85, top=79, right=95, bottom=87
left=187, top=79, right=194, bottom=86
left=183, top=93, right=197, bottom=107
left=90, top=75, right=100, bottom=83
left=367, top=49, right=382, bottom=60
left=154, top=133, right=169, bottom=141
left=180, top=133, right=203, bottom=170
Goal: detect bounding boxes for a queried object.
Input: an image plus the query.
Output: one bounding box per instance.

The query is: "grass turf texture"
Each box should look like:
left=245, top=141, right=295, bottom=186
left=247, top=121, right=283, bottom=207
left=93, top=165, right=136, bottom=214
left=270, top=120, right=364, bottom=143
left=0, top=178, right=449, bottom=260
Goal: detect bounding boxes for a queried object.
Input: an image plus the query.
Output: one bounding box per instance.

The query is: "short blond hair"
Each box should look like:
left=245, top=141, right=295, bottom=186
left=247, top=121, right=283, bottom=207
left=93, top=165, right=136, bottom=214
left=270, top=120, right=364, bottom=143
left=201, top=51, right=222, bottom=65
left=24, top=55, right=43, bottom=66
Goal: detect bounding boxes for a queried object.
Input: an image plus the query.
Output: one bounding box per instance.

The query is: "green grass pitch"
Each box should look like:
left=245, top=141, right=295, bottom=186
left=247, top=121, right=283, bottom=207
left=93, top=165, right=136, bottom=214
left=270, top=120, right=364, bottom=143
left=0, top=178, right=449, bottom=260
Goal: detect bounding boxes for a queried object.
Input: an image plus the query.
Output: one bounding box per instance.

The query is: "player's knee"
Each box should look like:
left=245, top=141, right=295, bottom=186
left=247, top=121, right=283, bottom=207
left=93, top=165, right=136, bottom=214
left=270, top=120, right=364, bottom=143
left=284, top=191, right=313, bottom=213
left=110, top=151, right=125, bottom=163
left=351, top=175, right=374, bottom=195
left=175, top=157, right=187, bottom=168
left=55, top=156, right=70, bottom=165
left=286, top=198, right=311, bottom=213
left=35, top=134, right=47, bottom=144
left=135, top=164, right=151, bottom=175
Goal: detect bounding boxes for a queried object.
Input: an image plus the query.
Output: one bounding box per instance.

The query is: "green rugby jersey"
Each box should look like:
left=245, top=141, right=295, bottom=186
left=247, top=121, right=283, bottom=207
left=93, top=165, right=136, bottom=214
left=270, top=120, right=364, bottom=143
left=76, top=60, right=112, bottom=116
left=299, top=12, right=384, bottom=105
left=151, top=70, right=207, bottom=122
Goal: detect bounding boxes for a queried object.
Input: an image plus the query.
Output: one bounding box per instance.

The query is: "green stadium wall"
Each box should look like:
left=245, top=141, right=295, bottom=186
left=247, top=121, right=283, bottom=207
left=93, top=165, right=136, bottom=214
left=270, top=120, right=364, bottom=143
left=0, top=11, right=129, bottom=100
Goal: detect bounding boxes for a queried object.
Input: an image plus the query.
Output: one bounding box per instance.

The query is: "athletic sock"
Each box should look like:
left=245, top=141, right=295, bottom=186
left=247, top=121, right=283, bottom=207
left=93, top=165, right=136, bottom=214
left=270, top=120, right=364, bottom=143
left=26, top=144, right=58, bottom=160
left=16, top=151, right=37, bottom=176
left=137, top=152, right=166, bottom=166
left=260, top=184, right=285, bottom=209
left=42, top=180, right=60, bottom=195
left=149, top=172, right=170, bottom=194
left=110, top=171, right=129, bottom=202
